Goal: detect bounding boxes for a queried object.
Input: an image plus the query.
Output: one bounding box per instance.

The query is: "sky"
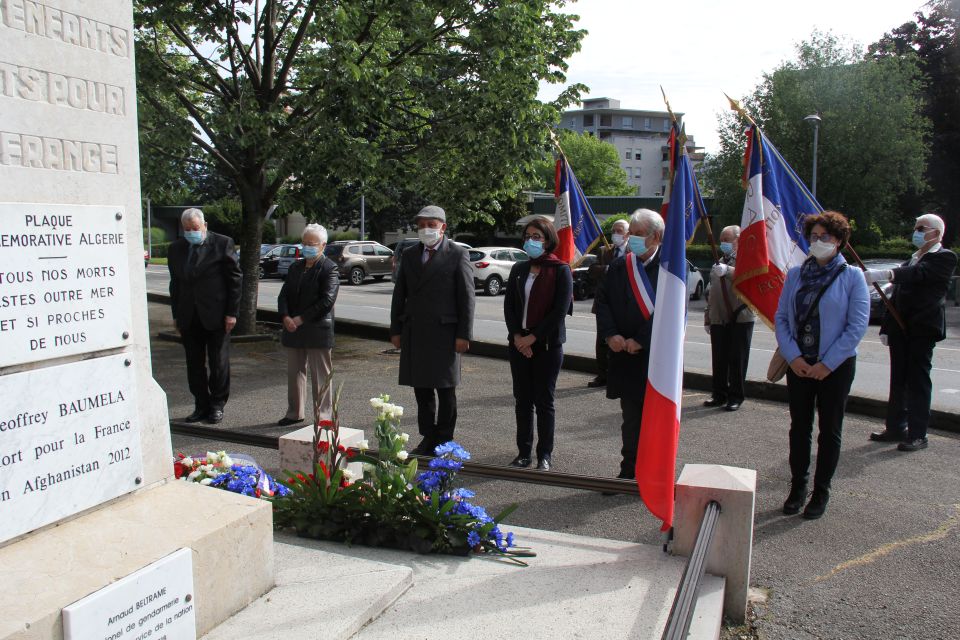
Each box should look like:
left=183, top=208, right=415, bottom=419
left=537, top=0, right=926, bottom=154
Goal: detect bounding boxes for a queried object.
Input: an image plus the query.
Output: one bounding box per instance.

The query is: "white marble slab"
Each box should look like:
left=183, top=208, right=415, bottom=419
left=0, top=353, right=143, bottom=542
left=0, top=202, right=133, bottom=367
left=63, top=547, right=196, bottom=640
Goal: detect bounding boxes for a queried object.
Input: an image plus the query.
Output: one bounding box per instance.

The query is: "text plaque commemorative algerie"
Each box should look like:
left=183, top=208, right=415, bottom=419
left=0, top=353, right=143, bottom=542
left=0, top=202, right=132, bottom=368
left=63, top=548, right=197, bottom=640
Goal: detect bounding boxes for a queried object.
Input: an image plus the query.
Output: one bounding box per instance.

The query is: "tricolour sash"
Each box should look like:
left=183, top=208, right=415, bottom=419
left=626, top=252, right=655, bottom=320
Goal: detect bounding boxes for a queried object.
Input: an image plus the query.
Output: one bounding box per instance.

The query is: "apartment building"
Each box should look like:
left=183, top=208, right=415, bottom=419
left=559, top=97, right=703, bottom=197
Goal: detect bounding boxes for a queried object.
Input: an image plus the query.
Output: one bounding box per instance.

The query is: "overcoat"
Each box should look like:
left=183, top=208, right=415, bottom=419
left=881, top=248, right=958, bottom=341
left=595, top=251, right=660, bottom=400
left=168, top=231, right=242, bottom=331
left=390, top=238, right=475, bottom=388
left=277, top=257, right=340, bottom=349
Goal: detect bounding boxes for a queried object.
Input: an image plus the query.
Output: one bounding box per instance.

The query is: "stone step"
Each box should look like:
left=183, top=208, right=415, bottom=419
left=203, top=527, right=724, bottom=640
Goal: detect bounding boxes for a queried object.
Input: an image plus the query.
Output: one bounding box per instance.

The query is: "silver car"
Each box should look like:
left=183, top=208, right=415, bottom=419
left=469, top=247, right=529, bottom=296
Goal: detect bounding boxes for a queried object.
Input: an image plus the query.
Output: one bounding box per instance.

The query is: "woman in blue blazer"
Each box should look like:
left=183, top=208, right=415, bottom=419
left=775, top=211, right=869, bottom=520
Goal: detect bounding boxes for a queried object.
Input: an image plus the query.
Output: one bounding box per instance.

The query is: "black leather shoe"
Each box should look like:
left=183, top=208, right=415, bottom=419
left=782, top=484, right=807, bottom=515
left=411, top=441, right=435, bottom=456
left=898, top=437, right=929, bottom=452
left=277, top=417, right=303, bottom=427
left=184, top=409, right=207, bottom=423
left=508, top=456, right=532, bottom=468
left=536, top=457, right=551, bottom=471
left=870, top=429, right=907, bottom=442
left=616, top=469, right=635, bottom=480
left=724, top=401, right=742, bottom=412
left=802, top=487, right=829, bottom=520
left=587, top=377, right=607, bottom=388
left=703, top=397, right=726, bottom=408
left=206, top=408, right=224, bottom=424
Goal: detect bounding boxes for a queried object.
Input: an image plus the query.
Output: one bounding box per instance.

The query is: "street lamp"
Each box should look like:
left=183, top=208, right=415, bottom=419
left=804, top=113, right=822, bottom=199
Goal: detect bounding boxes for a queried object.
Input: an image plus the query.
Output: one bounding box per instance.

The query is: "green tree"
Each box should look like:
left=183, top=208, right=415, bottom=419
left=704, top=31, right=930, bottom=244
left=870, top=0, right=960, bottom=244
left=531, top=130, right=634, bottom=196
left=135, top=1, right=585, bottom=332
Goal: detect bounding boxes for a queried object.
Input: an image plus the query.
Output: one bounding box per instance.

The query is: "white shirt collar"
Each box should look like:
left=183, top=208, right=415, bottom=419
left=912, top=243, right=942, bottom=262
left=642, top=247, right=659, bottom=267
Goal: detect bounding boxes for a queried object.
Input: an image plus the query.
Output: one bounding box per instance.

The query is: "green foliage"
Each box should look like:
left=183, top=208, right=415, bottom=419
left=201, top=197, right=243, bottom=240
left=328, top=230, right=360, bottom=242
left=143, top=226, right=167, bottom=244
left=704, top=30, right=931, bottom=241
left=261, top=221, right=277, bottom=244
left=150, top=242, right=172, bottom=258
left=869, top=0, right=960, bottom=245
left=531, top=130, right=635, bottom=196
left=135, top=1, right=587, bottom=330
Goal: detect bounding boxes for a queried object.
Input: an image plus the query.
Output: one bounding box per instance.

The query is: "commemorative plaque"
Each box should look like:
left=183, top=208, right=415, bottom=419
left=0, top=202, right=132, bottom=367
left=0, top=353, right=142, bottom=542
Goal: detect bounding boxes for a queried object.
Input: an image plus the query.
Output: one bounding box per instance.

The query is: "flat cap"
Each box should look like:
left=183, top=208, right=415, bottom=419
left=414, top=205, right=446, bottom=222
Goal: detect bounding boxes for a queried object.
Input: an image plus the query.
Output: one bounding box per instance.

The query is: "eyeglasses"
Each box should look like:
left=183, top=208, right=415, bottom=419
left=914, top=225, right=932, bottom=232
left=523, top=233, right=545, bottom=242
left=808, top=232, right=834, bottom=243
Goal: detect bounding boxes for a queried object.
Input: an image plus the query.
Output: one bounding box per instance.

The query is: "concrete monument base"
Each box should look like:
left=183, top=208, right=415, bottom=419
left=0, top=481, right=274, bottom=640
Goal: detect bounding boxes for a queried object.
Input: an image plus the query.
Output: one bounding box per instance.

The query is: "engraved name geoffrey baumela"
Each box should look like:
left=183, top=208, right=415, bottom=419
left=0, top=390, right=131, bottom=500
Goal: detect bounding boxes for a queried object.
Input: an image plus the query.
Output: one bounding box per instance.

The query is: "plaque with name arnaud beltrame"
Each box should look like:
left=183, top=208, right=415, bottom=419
left=63, top=547, right=197, bottom=640
left=0, top=353, right=142, bottom=542
left=0, top=202, right=132, bottom=367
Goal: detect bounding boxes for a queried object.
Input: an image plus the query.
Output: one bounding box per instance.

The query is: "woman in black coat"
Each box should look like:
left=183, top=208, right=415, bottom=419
left=276, top=224, right=340, bottom=426
left=503, top=217, right=573, bottom=471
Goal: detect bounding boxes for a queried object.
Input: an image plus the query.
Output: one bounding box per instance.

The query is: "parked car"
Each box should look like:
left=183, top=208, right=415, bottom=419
left=861, top=258, right=900, bottom=323
left=259, top=244, right=301, bottom=279
left=469, top=247, right=529, bottom=296
left=390, top=238, right=474, bottom=281
left=572, top=254, right=599, bottom=300
left=569, top=255, right=702, bottom=302
left=686, top=260, right=704, bottom=300
left=325, top=240, right=393, bottom=285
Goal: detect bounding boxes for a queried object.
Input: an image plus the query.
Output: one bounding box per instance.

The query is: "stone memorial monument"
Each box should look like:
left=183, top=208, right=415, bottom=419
left=0, top=2, right=273, bottom=638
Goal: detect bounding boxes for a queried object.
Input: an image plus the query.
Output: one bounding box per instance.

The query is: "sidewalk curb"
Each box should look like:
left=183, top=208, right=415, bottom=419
left=146, top=292, right=959, bottom=433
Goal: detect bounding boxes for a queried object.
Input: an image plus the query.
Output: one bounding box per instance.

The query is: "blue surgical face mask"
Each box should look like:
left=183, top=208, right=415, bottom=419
left=301, top=245, right=320, bottom=259
left=627, top=235, right=647, bottom=256
left=912, top=230, right=929, bottom=248
left=720, top=241, right=734, bottom=256
left=184, top=230, right=204, bottom=245
left=523, top=239, right=544, bottom=259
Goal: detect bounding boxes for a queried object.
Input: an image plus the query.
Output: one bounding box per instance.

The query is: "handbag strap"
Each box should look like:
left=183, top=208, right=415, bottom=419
left=798, top=264, right=847, bottom=328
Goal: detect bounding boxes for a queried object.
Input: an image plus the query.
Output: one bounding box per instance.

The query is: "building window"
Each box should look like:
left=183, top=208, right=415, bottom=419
left=643, top=117, right=651, bottom=130
left=599, top=132, right=611, bottom=140
left=662, top=151, right=669, bottom=162
left=583, top=114, right=594, bottom=127
left=663, top=119, right=672, bottom=132
left=662, top=167, right=669, bottom=179
left=625, top=148, right=632, bottom=160
left=634, top=167, right=642, bottom=179
left=600, top=114, right=611, bottom=127
left=622, top=116, right=633, bottom=128
left=634, top=150, right=641, bottom=160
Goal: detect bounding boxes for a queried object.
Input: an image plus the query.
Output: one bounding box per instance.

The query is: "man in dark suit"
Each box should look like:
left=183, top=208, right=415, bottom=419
left=587, top=218, right=629, bottom=388
left=865, top=213, right=957, bottom=451
left=168, top=208, right=243, bottom=424
left=596, top=209, right=663, bottom=479
left=390, top=205, right=476, bottom=455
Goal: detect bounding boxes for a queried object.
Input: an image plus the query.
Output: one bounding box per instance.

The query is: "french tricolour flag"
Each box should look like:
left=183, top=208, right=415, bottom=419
left=636, top=151, right=705, bottom=531
left=733, top=127, right=816, bottom=327
left=554, top=157, right=603, bottom=265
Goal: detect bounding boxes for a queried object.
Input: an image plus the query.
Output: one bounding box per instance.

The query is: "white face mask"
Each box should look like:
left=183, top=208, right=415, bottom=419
left=418, top=227, right=442, bottom=246
left=612, top=232, right=626, bottom=247
left=808, top=240, right=837, bottom=261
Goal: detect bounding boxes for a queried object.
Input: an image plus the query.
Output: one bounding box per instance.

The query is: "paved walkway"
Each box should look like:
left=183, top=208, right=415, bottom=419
left=149, top=303, right=960, bottom=640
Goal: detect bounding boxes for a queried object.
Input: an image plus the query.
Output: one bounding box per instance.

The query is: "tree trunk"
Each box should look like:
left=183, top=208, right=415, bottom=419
left=237, top=182, right=266, bottom=335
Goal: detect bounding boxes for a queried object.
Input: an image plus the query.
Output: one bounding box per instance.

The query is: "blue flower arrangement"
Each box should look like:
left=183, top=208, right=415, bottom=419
left=273, top=394, right=532, bottom=562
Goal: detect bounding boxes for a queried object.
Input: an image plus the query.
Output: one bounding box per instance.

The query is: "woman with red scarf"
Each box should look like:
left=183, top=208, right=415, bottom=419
left=503, top=217, right=573, bottom=471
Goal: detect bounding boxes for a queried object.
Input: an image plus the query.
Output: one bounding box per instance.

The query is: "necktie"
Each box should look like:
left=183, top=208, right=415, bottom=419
left=423, top=247, right=435, bottom=263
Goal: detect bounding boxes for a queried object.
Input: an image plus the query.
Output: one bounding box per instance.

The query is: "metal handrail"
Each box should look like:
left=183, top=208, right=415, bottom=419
left=169, top=421, right=640, bottom=495
left=661, top=500, right=722, bottom=640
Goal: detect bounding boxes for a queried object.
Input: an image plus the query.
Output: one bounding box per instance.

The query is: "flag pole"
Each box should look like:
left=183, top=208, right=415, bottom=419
left=726, top=93, right=906, bottom=331
left=549, top=129, right=612, bottom=251
left=844, top=243, right=907, bottom=331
